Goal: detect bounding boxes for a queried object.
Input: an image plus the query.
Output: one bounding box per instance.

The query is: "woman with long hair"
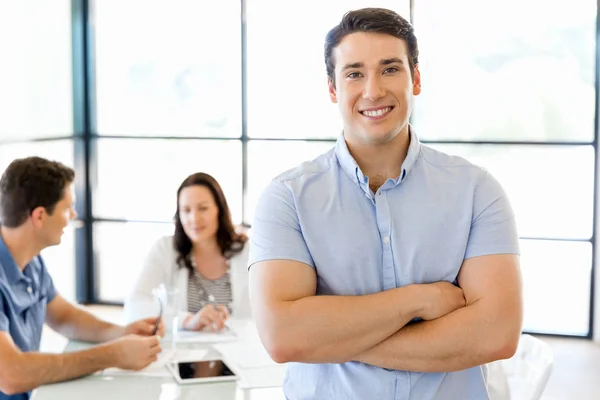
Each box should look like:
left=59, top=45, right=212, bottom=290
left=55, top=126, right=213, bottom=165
left=124, top=172, right=250, bottom=331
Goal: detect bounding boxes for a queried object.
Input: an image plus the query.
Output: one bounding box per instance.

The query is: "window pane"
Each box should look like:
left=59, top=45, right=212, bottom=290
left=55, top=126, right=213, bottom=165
left=95, top=222, right=174, bottom=302
left=95, top=0, right=241, bottom=137
left=413, top=0, right=596, bottom=142
left=431, top=144, right=594, bottom=239
left=0, top=1, right=73, bottom=139
left=95, top=139, right=242, bottom=223
left=246, top=140, right=334, bottom=223
left=0, top=140, right=75, bottom=174
left=521, top=239, right=591, bottom=335
left=41, top=224, right=76, bottom=302
left=247, top=1, right=410, bottom=139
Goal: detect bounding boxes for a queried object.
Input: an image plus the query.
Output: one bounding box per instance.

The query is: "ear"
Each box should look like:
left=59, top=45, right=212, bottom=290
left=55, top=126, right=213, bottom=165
left=30, top=206, right=46, bottom=228
left=412, top=64, right=422, bottom=96
left=328, top=77, right=338, bottom=103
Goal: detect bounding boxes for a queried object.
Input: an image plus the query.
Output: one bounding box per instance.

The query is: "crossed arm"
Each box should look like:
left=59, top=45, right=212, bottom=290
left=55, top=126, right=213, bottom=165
left=249, top=253, right=522, bottom=371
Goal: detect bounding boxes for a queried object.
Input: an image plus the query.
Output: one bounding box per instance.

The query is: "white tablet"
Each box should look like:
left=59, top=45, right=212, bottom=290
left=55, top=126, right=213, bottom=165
left=166, top=359, right=240, bottom=385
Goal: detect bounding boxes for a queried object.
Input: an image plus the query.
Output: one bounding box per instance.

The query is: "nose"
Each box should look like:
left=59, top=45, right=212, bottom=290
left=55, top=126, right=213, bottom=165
left=71, top=208, right=78, bottom=220
left=362, top=75, right=386, bottom=101
left=192, top=211, right=203, bottom=225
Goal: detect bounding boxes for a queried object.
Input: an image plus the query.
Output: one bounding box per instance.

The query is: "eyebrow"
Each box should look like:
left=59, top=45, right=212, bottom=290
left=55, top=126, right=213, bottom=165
left=341, top=58, right=404, bottom=71
left=381, top=58, right=404, bottom=66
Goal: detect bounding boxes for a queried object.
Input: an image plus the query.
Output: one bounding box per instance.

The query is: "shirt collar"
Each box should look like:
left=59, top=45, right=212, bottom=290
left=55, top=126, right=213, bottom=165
left=0, top=233, right=28, bottom=284
left=335, top=125, right=422, bottom=191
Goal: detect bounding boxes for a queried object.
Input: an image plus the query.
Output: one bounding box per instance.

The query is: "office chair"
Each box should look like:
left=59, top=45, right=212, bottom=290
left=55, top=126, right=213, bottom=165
left=489, top=334, right=554, bottom=400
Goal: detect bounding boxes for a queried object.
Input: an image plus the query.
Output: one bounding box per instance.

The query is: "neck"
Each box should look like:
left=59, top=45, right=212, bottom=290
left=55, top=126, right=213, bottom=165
left=192, top=237, right=222, bottom=258
left=345, top=126, right=411, bottom=184
left=0, top=225, right=42, bottom=271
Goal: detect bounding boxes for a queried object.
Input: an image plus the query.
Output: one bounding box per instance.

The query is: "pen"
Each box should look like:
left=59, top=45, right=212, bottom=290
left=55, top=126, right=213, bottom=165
left=207, top=294, right=230, bottom=333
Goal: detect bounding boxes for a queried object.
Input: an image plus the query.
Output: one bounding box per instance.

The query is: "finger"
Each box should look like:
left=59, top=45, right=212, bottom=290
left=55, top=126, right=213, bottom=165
left=130, top=321, right=153, bottom=335
left=144, top=335, right=160, bottom=347
left=216, top=321, right=225, bottom=331
left=142, top=323, right=156, bottom=335
left=218, top=305, right=229, bottom=319
left=149, top=338, right=162, bottom=349
left=201, top=316, right=217, bottom=332
left=143, top=317, right=159, bottom=324
left=156, top=321, right=166, bottom=337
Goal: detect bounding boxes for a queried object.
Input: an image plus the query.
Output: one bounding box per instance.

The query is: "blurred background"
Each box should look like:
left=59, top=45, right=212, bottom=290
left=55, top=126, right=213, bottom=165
left=0, top=2, right=598, bottom=396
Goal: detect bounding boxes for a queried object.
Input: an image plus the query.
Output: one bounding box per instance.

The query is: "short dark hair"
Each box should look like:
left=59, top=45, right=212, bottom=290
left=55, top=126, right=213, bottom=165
left=173, top=172, right=247, bottom=270
left=0, top=157, right=75, bottom=228
left=325, top=8, right=419, bottom=86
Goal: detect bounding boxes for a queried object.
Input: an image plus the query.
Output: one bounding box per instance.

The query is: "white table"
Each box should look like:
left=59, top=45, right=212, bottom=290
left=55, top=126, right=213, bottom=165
left=31, top=319, right=287, bottom=400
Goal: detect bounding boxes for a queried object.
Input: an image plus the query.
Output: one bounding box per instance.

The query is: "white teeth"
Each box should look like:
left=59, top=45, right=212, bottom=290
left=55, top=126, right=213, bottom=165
left=362, top=107, right=392, bottom=117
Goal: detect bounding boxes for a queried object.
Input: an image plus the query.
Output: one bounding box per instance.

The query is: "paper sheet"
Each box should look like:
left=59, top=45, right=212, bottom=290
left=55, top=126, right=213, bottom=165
left=174, top=330, right=237, bottom=344
left=213, top=340, right=278, bottom=369
left=237, top=366, right=287, bottom=389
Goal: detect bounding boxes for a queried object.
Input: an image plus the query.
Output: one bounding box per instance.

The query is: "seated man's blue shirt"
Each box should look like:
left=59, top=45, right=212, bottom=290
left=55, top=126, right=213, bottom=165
left=249, top=130, right=520, bottom=400
left=0, top=235, right=57, bottom=400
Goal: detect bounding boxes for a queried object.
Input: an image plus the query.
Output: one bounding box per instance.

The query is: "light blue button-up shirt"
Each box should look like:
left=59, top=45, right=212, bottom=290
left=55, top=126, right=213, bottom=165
left=249, top=130, right=519, bottom=400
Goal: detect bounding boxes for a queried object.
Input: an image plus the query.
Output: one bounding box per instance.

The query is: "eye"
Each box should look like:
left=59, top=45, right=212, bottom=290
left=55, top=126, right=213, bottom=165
left=383, top=66, right=400, bottom=74
left=346, top=71, right=362, bottom=79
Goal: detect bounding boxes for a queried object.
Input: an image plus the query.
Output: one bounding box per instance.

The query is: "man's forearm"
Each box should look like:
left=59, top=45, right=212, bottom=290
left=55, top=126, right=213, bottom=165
left=260, top=285, right=426, bottom=364
left=52, top=307, right=123, bottom=343
left=354, top=300, right=520, bottom=372
left=4, top=343, right=116, bottom=395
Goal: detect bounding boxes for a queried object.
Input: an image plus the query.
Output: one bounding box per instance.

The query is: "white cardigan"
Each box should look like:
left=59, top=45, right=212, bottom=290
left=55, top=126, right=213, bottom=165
left=124, top=235, right=251, bottom=325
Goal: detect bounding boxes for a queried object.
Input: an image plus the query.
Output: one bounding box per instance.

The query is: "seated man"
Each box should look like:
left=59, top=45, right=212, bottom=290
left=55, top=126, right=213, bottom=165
left=0, top=157, right=165, bottom=400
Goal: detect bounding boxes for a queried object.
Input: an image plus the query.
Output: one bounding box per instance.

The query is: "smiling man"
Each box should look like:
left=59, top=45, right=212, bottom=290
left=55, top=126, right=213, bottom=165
left=0, top=157, right=165, bottom=400
left=248, top=8, right=523, bottom=400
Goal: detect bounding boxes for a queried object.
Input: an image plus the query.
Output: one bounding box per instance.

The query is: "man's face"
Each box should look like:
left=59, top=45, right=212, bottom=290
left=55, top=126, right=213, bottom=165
left=36, top=184, right=77, bottom=247
left=328, top=32, right=421, bottom=146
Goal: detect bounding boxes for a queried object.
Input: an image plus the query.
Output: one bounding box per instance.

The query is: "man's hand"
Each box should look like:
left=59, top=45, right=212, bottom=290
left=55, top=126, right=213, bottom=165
left=419, top=281, right=466, bottom=320
left=123, top=318, right=166, bottom=337
left=110, top=335, right=162, bottom=371
left=183, top=305, right=229, bottom=332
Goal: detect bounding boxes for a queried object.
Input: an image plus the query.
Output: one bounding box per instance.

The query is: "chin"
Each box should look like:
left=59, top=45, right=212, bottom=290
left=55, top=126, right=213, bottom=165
left=46, top=238, right=62, bottom=248
left=187, top=232, right=214, bottom=244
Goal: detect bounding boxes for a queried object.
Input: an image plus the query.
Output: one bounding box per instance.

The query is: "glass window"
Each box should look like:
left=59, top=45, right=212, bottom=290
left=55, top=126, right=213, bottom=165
left=246, top=1, right=410, bottom=139
left=41, top=224, right=76, bottom=302
left=246, top=140, right=334, bottom=224
left=94, top=139, right=242, bottom=223
left=94, top=0, right=241, bottom=137
left=430, top=144, right=594, bottom=240
left=412, top=0, right=596, bottom=142
left=0, top=140, right=75, bottom=175
left=0, top=1, right=73, bottom=139
left=520, top=239, right=591, bottom=336
left=94, top=221, right=174, bottom=302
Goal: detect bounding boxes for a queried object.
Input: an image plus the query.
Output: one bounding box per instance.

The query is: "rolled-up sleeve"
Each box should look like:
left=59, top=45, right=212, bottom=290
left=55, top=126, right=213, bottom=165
left=248, top=179, right=314, bottom=269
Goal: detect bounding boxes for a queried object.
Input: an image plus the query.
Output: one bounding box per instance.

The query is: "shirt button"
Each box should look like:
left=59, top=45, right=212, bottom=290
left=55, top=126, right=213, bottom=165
left=383, top=236, right=390, bottom=244
left=27, top=287, right=32, bottom=294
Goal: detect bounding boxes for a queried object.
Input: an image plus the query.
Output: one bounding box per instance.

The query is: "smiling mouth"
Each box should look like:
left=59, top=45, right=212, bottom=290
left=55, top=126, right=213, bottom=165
left=360, top=106, right=394, bottom=118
